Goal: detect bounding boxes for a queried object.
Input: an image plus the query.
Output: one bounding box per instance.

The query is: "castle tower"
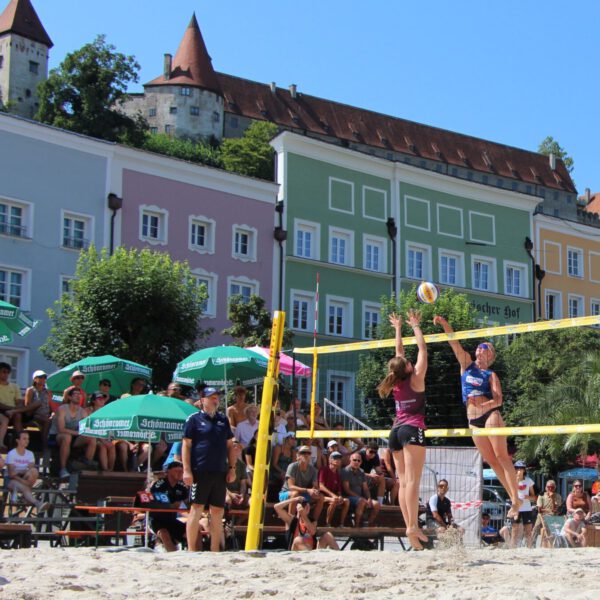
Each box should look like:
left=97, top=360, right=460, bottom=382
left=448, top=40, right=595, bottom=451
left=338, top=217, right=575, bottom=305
left=0, top=0, right=52, bottom=118
left=124, top=13, right=224, bottom=141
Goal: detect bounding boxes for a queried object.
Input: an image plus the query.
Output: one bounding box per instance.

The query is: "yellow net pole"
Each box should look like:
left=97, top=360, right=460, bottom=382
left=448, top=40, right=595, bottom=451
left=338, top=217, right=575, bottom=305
left=245, top=310, right=285, bottom=551
left=308, top=348, right=318, bottom=440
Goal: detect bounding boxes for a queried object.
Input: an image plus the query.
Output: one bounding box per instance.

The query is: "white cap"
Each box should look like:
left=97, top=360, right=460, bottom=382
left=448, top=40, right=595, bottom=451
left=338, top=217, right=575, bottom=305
left=327, top=440, right=339, bottom=448
left=32, top=370, right=47, bottom=378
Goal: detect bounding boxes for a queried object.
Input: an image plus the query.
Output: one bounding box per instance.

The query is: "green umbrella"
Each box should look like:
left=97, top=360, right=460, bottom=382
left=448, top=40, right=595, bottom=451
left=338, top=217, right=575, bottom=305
left=0, top=300, right=39, bottom=344
left=47, top=355, right=152, bottom=397
left=173, top=346, right=267, bottom=389
left=78, top=393, right=197, bottom=443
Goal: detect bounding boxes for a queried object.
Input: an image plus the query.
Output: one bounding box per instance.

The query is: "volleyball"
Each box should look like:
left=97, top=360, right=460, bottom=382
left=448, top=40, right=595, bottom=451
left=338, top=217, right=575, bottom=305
left=417, top=281, right=439, bottom=304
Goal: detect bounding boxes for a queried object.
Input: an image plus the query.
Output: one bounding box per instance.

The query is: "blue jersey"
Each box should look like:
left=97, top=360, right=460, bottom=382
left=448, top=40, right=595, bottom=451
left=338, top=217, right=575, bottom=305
left=182, top=410, right=233, bottom=472
left=461, top=362, right=493, bottom=405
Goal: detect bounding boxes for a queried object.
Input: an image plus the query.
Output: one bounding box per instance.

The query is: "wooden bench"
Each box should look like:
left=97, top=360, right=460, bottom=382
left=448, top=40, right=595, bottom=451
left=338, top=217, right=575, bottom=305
left=54, top=529, right=145, bottom=547
left=0, top=524, right=32, bottom=549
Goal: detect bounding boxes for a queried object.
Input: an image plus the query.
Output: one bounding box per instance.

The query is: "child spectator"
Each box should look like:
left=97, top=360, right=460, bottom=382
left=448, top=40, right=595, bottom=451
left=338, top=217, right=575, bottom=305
left=561, top=508, right=587, bottom=547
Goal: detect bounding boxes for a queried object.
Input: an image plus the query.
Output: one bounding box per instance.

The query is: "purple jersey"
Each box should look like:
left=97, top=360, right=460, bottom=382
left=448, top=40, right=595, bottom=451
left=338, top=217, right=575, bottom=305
left=392, top=377, right=426, bottom=429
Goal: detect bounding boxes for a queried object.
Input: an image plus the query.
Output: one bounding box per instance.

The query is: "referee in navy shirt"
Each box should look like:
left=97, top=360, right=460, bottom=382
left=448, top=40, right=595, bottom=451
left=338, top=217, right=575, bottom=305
left=182, top=386, right=236, bottom=551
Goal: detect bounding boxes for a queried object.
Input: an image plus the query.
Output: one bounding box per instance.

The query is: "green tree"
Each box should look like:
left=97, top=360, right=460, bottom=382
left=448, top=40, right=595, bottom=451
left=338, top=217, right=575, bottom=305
left=357, top=287, right=478, bottom=435
left=36, top=35, right=147, bottom=144
left=41, top=246, right=209, bottom=387
left=538, top=136, right=574, bottom=174
left=222, top=294, right=294, bottom=348
left=141, top=133, right=223, bottom=168
left=221, top=121, right=278, bottom=180
left=516, top=352, right=600, bottom=475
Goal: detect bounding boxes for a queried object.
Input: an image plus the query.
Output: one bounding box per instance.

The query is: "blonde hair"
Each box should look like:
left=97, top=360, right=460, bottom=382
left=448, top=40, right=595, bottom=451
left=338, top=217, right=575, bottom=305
left=377, top=356, right=411, bottom=398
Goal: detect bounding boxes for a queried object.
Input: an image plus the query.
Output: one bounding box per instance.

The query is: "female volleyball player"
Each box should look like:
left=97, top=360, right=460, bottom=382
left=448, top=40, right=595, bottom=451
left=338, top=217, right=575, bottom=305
left=433, top=315, right=521, bottom=518
left=377, top=310, right=429, bottom=550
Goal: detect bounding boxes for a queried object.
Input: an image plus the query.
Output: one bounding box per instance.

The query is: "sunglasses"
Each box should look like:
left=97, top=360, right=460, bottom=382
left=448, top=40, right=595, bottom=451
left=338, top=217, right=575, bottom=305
left=573, top=484, right=582, bottom=488
left=351, top=458, right=361, bottom=463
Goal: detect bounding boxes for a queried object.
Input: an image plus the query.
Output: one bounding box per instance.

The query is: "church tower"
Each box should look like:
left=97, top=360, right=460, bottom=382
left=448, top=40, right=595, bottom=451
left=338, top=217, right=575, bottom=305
left=0, top=0, right=52, bottom=118
left=123, top=14, right=224, bottom=141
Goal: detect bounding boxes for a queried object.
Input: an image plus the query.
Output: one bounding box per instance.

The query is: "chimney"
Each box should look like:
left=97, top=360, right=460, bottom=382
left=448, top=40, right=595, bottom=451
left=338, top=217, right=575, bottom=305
left=585, top=188, right=591, bottom=203
left=163, top=54, right=172, bottom=80
left=270, top=82, right=277, bottom=93
left=289, top=84, right=297, bottom=99
left=549, top=152, right=556, bottom=171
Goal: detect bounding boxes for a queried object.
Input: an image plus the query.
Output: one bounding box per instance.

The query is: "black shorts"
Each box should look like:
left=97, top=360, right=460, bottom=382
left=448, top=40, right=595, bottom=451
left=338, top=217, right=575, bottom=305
left=388, top=425, right=425, bottom=450
left=190, top=471, right=227, bottom=509
left=150, top=516, right=186, bottom=543
left=513, top=510, right=534, bottom=525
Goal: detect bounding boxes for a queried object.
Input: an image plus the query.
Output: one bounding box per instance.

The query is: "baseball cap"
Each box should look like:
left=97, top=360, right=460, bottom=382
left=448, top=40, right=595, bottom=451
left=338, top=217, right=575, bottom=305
left=70, top=370, right=85, bottom=381
left=514, top=460, right=527, bottom=469
left=203, top=386, right=220, bottom=397
left=91, top=391, right=108, bottom=401
left=330, top=451, right=343, bottom=460
left=32, top=370, right=47, bottom=378
left=298, top=445, right=311, bottom=454
left=327, top=440, right=339, bottom=448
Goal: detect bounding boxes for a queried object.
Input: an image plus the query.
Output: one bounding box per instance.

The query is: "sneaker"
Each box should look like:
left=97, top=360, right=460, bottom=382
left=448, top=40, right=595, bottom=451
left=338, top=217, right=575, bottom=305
left=37, top=502, right=50, bottom=514
left=59, top=468, right=70, bottom=479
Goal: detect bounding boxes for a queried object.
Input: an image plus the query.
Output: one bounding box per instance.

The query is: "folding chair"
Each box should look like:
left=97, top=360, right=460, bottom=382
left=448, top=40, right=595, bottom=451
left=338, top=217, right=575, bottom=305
left=540, top=515, right=568, bottom=548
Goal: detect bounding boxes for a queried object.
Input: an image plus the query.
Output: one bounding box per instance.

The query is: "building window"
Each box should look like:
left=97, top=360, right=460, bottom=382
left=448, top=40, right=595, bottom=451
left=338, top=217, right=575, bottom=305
left=29, top=61, right=39, bottom=74
left=60, top=276, right=75, bottom=299
left=591, top=299, right=600, bottom=320
left=180, top=87, right=191, bottom=96
left=472, top=257, right=496, bottom=292
left=192, top=269, right=217, bottom=318
left=139, top=205, right=168, bottom=246
left=212, top=111, right=220, bottom=123
left=297, top=378, right=311, bottom=404
left=62, top=213, right=90, bottom=250
left=363, top=235, right=386, bottom=273
left=291, top=291, right=315, bottom=332
left=188, top=216, right=215, bottom=254
left=567, top=247, right=583, bottom=278
left=362, top=302, right=380, bottom=339
left=232, top=225, right=257, bottom=262
left=0, top=56, right=4, bottom=69
left=439, top=251, right=464, bottom=286
left=504, top=262, right=527, bottom=297
left=150, top=127, right=158, bottom=134
left=148, top=107, right=157, bottom=117
left=568, top=295, right=583, bottom=318
left=328, top=372, right=354, bottom=411
left=0, top=201, right=27, bottom=238
left=228, top=277, right=258, bottom=305
left=0, top=348, right=27, bottom=390
left=326, top=296, right=352, bottom=337
left=169, top=106, right=177, bottom=114
left=329, top=227, right=353, bottom=267
left=406, top=243, right=430, bottom=280
left=190, top=106, right=200, bottom=116
left=0, top=267, right=24, bottom=306
left=545, top=291, right=561, bottom=320
left=165, top=125, right=172, bottom=135
left=294, top=220, right=320, bottom=260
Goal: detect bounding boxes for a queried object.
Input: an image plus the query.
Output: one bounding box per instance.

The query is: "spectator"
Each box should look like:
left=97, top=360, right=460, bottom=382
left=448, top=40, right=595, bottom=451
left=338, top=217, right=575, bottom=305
left=243, top=430, right=258, bottom=484
left=285, top=414, right=297, bottom=433
left=62, top=370, right=88, bottom=406
left=270, top=432, right=297, bottom=488
left=86, top=392, right=116, bottom=471
left=163, top=441, right=182, bottom=469
left=532, top=479, right=563, bottom=545
left=511, top=461, right=536, bottom=547
left=182, top=387, right=236, bottom=552
left=272, top=409, right=288, bottom=445
left=379, top=447, right=399, bottom=504
left=426, top=479, right=462, bottom=535
left=98, top=379, right=117, bottom=403
left=308, top=403, right=329, bottom=430
left=480, top=512, right=504, bottom=545
left=148, top=461, right=189, bottom=552
left=359, top=442, right=399, bottom=506
left=5, top=431, right=49, bottom=513
left=302, top=435, right=325, bottom=470
left=286, top=397, right=309, bottom=429
left=118, top=377, right=150, bottom=470
left=274, top=497, right=339, bottom=550
left=318, top=451, right=350, bottom=526
left=166, top=382, right=187, bottom=402
left=226, top=439, right=249, bottom=508
left=236, top=405, right=259, bottom=448
left=561, top=508, right=587, bottom=547
left=566, top=480, right=592, bottom=519
left=279, top=445, right=324, bottom=522
left=226, top=386, right=250, bottom=431
left=341, top=452, right=380, bottom=527
left=21, top=370, right=52, bottom=452
left=50, top=388, right=97, bottom=478
left=0, top=361, right=21, bottom=450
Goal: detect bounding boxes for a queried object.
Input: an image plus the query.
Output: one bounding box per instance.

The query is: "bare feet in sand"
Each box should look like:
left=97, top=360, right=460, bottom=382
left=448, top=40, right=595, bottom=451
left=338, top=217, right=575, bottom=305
left=507, top=499, right=522, bottom=519
left=407, top=527, right=427, bottom=549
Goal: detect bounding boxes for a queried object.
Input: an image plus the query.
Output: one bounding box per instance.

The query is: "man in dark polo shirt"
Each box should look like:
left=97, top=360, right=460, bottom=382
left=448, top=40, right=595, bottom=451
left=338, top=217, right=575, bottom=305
left=182, top=387, right=235, bottom=551
left=318, top=451, right=350, bottom=526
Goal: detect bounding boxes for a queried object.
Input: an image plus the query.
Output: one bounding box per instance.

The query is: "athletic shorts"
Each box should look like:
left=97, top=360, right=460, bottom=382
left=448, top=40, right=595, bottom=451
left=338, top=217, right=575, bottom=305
left=279, top=490, right=311, bottom=502
left=190, top=471, right=227, bottom=509
left=388, top=425, right=426, bottom=450
left=512, top=510, right=534, bottom=525
left=149, top=516, right=186, bottom=543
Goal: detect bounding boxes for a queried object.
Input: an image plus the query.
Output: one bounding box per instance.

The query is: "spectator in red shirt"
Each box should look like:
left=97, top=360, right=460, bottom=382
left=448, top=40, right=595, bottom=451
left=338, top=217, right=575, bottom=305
left=318, top=451, right=350, bottom=526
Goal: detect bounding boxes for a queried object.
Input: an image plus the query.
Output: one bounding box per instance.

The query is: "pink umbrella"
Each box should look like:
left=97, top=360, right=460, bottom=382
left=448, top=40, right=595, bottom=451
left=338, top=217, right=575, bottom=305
left=245, top=346, right=312, bottom=377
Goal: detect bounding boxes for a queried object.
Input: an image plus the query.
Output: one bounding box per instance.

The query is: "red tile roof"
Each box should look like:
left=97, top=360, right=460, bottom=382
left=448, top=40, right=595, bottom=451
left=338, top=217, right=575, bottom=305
left=0, top=0, right=52, bottom=47
left=145, top=13, right=220, bottom=94
left=217, top=74, right=575, bottom=193
left=583, top=193, right=600, bottom=214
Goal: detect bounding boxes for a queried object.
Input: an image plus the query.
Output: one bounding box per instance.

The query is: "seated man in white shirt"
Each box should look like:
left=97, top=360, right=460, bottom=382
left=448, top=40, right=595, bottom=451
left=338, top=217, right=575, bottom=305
left=236, top=405, right=259, bottom=448
left=6, top=431, right=49, bottom=513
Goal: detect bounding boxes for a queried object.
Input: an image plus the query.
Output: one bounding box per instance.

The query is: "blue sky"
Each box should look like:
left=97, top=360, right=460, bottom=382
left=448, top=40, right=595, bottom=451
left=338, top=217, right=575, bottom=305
left=31, top=0, right=600, bottom=192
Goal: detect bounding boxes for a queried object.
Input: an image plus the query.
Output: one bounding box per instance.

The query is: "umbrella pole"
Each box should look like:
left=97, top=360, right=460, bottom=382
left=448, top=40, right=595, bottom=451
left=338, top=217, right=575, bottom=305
left=145, top=433, right=152, bottom=547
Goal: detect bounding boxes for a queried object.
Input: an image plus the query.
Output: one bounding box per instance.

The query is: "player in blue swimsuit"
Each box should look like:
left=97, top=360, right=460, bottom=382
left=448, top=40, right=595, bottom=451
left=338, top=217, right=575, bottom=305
left=433, top=315, right=521, bottom=518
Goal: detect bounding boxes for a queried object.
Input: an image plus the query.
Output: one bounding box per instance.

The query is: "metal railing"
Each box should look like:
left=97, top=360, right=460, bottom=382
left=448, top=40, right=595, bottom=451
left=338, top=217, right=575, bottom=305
left=322, top=396, right=388, bottom=445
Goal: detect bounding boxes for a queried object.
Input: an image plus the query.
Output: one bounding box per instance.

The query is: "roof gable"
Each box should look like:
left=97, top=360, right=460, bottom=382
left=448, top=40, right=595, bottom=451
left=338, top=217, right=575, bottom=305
left=0, top=0, right=52, bottom=47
